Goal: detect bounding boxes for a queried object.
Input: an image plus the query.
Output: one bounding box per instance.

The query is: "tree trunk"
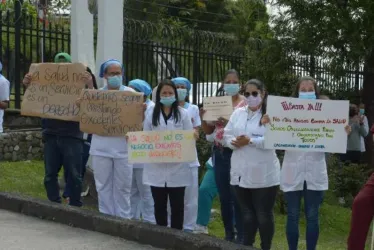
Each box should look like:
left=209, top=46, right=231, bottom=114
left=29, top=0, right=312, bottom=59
left=363, top=51, right=374, bottom=168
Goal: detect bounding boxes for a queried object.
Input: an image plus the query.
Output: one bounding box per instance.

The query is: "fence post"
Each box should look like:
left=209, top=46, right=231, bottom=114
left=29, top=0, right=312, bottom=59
left=14, top=0, right=23, bottom=109
left=192, top=34, right=198, bottom=104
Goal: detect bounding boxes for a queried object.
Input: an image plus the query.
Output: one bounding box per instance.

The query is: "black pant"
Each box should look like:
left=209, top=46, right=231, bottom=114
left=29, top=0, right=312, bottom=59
left=340, top=150, right=361, bottom=164
left=151, top=186, right=185, bottom=230
left=235, top=185, right=278, bottom=250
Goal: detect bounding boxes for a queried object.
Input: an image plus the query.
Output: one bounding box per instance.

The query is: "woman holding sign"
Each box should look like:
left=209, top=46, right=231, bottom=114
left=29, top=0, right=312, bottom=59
left=128, top=79, right=156, bottom=224
left=200, top=69, right=245, bottom=243
left=262, top=76, right=351, bottom=250
left=142, top=79, right=193, bottom=230
left=172, top=76, right=201, bottom=232
left=90, top=59, right=135, bottom=219
left=224, top=79, right=280, bottom=250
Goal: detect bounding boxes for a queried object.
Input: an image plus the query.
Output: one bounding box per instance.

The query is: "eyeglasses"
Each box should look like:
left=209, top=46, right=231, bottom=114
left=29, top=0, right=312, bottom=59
left=244, top=91, right=258, bottom=97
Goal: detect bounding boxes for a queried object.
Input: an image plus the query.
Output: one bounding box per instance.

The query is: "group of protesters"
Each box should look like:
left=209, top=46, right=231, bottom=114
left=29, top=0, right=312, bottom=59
left=8, top=52, right=373, bottom=250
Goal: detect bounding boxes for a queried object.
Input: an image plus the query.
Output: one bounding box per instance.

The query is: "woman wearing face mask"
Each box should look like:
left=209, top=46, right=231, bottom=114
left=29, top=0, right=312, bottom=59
left=143, top=79, right=193, bottom=230
left=170, top=76, right=201, bottom=232
left=89, top=59, right=135, bottom=219
left=224, top=79, right=280, bottom=250
left=262, top=76, right=350, bottom=250
left=200, top=69, right=245, bottom=243
left=128, top=79, right=155, bottom=224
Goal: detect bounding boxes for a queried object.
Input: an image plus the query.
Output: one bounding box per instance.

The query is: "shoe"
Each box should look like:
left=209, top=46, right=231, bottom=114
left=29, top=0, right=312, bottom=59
left=339, top=197, right=346, bottom=205
left=193, top=225, right=208, bottom=234
left=65, top=197, right=70, bottom=205
left=183, top=229, right=193, bottom=233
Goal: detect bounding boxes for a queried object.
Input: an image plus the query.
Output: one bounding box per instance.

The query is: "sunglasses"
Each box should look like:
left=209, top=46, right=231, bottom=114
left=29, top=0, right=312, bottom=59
left=244, top=91, right=259, bottom=97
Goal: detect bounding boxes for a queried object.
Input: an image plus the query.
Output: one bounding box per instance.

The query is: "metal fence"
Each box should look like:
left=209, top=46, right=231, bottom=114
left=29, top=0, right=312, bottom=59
left=0, top=10, right=365, bottom=108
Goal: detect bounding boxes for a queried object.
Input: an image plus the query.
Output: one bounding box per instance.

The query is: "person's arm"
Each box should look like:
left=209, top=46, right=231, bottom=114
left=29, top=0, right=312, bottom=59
left=223, top=111, right=237, bottom=150
left=0, top=81, right=9, bottom=110
left=361, top=116, right=369, bottom=137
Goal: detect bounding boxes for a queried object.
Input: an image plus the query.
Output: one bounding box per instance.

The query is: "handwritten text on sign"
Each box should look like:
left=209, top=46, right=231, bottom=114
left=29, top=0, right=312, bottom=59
left=21, top=63, right=86, bottom=121
left=79, top=90, right=144, bottom=136
left=203, top=96, right=233, bottom=121
left=127, top=130, right=196, bottom=163
left=264, top=95, right=349, bottom=153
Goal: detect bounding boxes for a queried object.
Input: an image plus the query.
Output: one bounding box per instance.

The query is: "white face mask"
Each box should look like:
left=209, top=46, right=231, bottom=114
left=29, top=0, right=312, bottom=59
left=246, top=95, right=262, bottom=108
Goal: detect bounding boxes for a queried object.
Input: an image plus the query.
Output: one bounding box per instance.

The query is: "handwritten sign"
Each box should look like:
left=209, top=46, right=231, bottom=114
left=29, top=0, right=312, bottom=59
left=264, top=95, right=349, bottom=153
left=127, top=130, right=196, bottom=163
left=203, top=96, right=233, bottom=121
left=79, top=89, right=144, bottom=136
left=21, top=63, right=86, bottom=121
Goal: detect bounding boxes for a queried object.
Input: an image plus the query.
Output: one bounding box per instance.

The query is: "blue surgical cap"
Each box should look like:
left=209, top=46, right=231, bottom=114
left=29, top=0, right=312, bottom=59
left=99, top=59, right=123, bottom=78
left=172, top=77, right=191, bottom=91
left=129, top=79, right=152, bottom=96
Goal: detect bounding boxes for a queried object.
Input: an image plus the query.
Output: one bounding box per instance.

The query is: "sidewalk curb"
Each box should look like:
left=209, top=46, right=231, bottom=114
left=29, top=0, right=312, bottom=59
left=0, top=192, right=257, bottom=250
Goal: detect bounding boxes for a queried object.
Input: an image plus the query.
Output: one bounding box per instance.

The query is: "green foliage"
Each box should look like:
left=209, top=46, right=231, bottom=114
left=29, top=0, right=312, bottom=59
left=328, top=156, right=372, bottom=207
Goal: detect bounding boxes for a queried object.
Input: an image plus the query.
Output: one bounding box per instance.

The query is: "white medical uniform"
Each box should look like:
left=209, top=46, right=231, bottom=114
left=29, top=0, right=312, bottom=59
left=182, top=103, right=201, bottom=231
left=90, top=86, right=135, bottom=219
left=142, top=106, right=193, bottom=187
left=224, top=107, right=280, bottom=188
left=0, top=75, right=10, bottom=133
left=360, top=116, right=369, bottom=152
left=281, top=151, right=328, bottom=192
left=130, top=99, right=156, bottom=224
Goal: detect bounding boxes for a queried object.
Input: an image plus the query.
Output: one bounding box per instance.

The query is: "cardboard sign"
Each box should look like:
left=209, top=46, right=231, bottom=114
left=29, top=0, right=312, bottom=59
left=79, top=89, right=144, bottom=136
left=203, top=96, right=233, bottom=121
left=264, top=95, right=349, bottom=153
left=21, top=63, right=87, bottom=121
left=127, top=130, right=196, bottom=163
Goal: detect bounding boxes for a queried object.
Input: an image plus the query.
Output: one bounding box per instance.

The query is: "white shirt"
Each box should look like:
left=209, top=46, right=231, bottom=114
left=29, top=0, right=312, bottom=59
left=184, top=103, right=201, bottom=168
left=0, top=75, right=10, bottom=133
left=360, top=116, right=369, bottom=152
left=89, top=86, right=136, bottom=159
left=281, top=151, right=328, bottom=192
left=142, top=106, right=193, bottom=187
left=133, top=99, right=155, bottom=169
left=224, top=107, right=280, bottom=189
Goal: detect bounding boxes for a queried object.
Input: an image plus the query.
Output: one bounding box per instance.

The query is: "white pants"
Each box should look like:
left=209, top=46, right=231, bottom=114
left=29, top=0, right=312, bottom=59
left=130, top=168, right=155, bottom=224
left=92, top=155, right=132, bottom=219
left=167, top=167, right=199, bottom=230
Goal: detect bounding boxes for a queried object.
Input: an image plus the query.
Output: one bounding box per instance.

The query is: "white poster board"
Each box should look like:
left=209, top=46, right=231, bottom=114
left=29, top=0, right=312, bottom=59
left=127, top=130, right=196, bottom=163
left=264, top=95, right=349, bottom=153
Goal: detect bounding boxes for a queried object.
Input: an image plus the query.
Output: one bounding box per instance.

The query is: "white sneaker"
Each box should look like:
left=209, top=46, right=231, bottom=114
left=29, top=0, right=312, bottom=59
left=339, top=197, right=346, bottom=205
left=193, top=224, right=209, bottom=234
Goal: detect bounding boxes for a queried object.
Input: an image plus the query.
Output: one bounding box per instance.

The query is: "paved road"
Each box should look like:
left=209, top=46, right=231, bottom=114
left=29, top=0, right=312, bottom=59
left=0, top=209, right=163, bottom=250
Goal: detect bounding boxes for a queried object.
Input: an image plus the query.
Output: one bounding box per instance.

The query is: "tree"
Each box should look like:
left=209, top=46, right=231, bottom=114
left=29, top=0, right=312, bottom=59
left=272, top=0, right=374, bottom=166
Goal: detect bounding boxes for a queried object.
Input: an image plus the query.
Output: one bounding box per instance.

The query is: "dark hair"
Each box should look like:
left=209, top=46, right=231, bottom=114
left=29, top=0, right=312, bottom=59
left=86, top=67, right=98, bottom=89
left=245, top=79, right=267, bottom=125
left=152, top=79, right=180, bottom=127
left=292, top=76, right=320, bottom=99
left=217, top=69, right=240, bottom=96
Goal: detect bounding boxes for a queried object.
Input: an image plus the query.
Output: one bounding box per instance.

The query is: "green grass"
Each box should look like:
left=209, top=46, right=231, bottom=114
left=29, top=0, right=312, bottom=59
left=0, top=160, right=372, bottom=249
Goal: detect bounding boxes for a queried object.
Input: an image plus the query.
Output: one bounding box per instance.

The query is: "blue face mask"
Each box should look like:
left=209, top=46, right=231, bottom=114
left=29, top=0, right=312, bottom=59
left=160, top=96, right=176, bottom=107
left=107, top=76, right=122, bottom=89
left=299, top=91, right=316, bottom=100
left=360, top=109, right=365, bottom=115
left=224, top=83, right=239, bottom=96
left=177, top=89, right=188, bottom=101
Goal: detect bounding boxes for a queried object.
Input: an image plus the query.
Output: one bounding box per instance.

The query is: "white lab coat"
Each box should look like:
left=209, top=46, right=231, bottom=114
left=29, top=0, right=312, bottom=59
left=360, top=116, right=369, bottom=152
left=224, top=107, right=280, bottom=189
left=185, top=103, right=201, bottom=168
left=142, top=106, right=193, bottom=187
left=281, top=151, right=328, bottom=192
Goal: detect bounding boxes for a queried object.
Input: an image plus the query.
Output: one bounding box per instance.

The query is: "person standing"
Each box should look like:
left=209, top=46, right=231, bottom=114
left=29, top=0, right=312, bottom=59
left=172, top=76, right=201, bottom=232
left=200, top=69, right=245, bottom=243
left=142, top=79, right=193, bottom=230
left=224, top=79, right=280, bottom=250
left=22, top=53, right=94, bottom=207
left=0, top=61, right=10, bottom=133
left=128, top=78, right=155, bottom=224
left=262, top=76, right=350, bottom=250
left=89, top=59, right=136, bottom=218
left=358, top=103, right=369, bottom=156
